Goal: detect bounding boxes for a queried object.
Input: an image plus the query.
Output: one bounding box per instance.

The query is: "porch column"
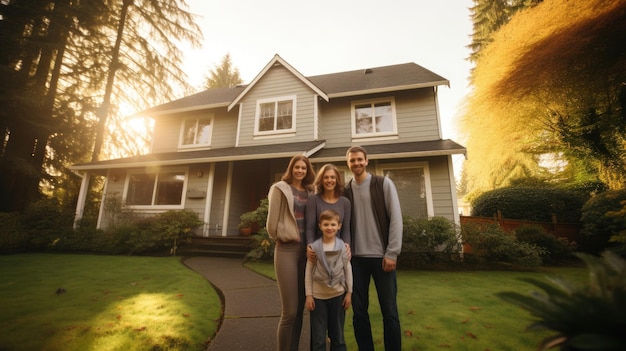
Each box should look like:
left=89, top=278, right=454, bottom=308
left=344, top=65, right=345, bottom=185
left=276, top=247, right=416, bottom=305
left=74, top=172, right=91, bottom=228
left=221, top=161, right=234, bottom=236
left=202, top=163, right=216, bottom=236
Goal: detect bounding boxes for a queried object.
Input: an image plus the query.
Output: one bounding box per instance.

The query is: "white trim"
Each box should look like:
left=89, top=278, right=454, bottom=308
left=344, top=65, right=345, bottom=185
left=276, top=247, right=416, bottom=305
left=313, top=95, right=319, bottom=140
left=74, top=172, right=91, bottom=228
left=447, top=155, right=460, bottom=225
left=434, top=86, right=443, bottom=140
left=326, top=81, right=450, bottom=98
left=235, top=103, right=242, bottom=147
left=350, top=96, right=398, bottom=139
left=97, top=172, right=110, bottom=229
left=228, top=54, right=328, bottom=111
left=202, top=163, right=216, bottom=236
left=222, top=161, right=234, bottom=236
left=254, top=95, right=297, bottom=136
left=178, top=114, right=214, bottom=149
left=123, top=167, right=189, bottom=210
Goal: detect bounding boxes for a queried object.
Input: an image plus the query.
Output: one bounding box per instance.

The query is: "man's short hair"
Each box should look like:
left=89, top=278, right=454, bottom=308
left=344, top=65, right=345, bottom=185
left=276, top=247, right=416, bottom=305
left=346, top=145, right=368, bottom=159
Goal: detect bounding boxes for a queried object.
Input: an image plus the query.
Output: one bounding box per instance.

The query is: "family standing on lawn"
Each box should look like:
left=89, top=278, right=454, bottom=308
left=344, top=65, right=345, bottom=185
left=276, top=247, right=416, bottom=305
left=266, top=146, right=404, bottom=351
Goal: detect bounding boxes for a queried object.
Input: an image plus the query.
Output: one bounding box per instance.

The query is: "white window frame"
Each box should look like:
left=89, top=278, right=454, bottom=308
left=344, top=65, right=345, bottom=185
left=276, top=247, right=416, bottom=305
left=254, top=95, right=297, bottom=136
left=350, top=97, right=398, bottom=139
left=178, top=115, right=214, bottom=149
left=123, top=168, right=188, bottom=210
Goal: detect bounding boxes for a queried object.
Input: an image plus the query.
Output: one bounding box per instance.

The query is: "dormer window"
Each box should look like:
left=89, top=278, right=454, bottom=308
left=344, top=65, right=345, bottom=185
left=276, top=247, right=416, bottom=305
left=351, top=97, right=397, bottom=138
left=179, top=116, right=213, bottom=148
left=255, top=95, right=296, bottom=135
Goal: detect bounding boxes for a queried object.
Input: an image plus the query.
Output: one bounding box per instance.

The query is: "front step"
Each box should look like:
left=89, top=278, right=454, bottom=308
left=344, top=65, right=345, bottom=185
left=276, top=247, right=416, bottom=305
left=178, top=235, right=252, bottom=258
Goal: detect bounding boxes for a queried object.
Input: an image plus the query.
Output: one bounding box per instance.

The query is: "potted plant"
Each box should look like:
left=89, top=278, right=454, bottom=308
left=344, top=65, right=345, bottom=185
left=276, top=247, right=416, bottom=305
left=237, top=198, right=269, bottom=236
left=238, top=211, right=258, bottom=236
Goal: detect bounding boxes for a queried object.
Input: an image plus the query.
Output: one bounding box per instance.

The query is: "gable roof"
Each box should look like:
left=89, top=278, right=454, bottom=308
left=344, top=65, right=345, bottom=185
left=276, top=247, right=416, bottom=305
left=138, top=55, right=449, bottom=116
left=227, top=54, right=329, bottom=111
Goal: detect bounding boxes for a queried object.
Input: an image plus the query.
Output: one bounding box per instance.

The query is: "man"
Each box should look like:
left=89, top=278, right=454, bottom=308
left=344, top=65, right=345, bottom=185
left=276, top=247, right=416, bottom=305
left=344, top=145, right=403, bottom=350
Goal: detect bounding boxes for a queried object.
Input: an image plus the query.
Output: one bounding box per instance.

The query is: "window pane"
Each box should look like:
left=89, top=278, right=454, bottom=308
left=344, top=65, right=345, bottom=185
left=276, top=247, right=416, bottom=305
left=355, top=104, right=373, bottom=134
left=374, top=102, right=393, bottom=132
left=196, top=118, right=212, bottom=144
left=276, top=101, right=292, bottom=130
left=126, top=174, right=156, bottom=205
left=259, top=102, right=275, bottom=131
left=384, top=168, right=427, bottom=218
left=181, top=119, right=197, bottom=145
left=155, top=172, right=185, bottom=205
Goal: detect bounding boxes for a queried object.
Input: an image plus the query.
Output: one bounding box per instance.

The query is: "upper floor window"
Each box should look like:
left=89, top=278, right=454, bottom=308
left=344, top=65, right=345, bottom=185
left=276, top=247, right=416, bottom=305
left=255, top=95, right=296, bottom=135
left=180, top=116, right=212, bottom=148
left=125, top=170, right=186, bottom=208
left=351, top=97, right=397, bottom=138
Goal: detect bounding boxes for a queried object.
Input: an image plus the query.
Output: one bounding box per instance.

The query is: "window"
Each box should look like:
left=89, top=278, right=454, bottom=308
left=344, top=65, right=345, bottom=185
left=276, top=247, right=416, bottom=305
left=180, top=116, right=212, bottom=148
left=352, top=98, right=397, bottom=137
left=381, top=163, right=433, bottom=218
left=255, top=96, right=296, bottom=134
left=125, top=170, right=186, bottom=207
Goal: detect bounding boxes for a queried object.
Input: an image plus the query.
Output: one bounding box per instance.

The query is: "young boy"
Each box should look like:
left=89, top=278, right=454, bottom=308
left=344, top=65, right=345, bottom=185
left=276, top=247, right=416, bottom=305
left=305, top=209, right=353, bottom=351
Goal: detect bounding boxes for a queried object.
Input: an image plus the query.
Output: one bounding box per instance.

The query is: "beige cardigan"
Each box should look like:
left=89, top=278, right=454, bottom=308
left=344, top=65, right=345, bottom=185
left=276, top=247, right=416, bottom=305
left=266, top=181, right=301, bottom=243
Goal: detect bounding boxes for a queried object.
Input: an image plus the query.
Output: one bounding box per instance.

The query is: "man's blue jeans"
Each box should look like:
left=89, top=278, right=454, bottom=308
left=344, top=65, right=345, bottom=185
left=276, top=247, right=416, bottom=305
left=351, top=257, right=401, bottom=351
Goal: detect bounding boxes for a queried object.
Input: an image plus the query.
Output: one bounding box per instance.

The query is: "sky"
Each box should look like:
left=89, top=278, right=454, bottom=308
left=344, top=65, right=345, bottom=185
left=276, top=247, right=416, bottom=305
left=180, top=0, right=474, bottom=172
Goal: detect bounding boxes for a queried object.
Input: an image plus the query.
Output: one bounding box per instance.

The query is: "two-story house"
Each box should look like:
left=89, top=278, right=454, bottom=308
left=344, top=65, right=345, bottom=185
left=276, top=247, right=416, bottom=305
left=70, top=54, right=466, bottom=236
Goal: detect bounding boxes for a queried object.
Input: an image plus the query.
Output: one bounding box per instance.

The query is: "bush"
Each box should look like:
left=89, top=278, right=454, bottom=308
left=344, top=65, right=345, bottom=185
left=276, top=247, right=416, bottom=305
left=148, top=209, right=204, bottom=255
left=471, top=187, right=587, bottom=223
left=515, top=225, right=576, bottom=264
left=462, top=222, right=543, bottom=269
left=580, top=189, right=626, bottom=254
left=21, top=198, right=75, bottom=250
left=0, top=212, right=26, bottom=251
left=400, top=216, right=461, bottom=267
left=497, top=251, right=626, bottom=350
left=245, top=228, right=275, bottom=261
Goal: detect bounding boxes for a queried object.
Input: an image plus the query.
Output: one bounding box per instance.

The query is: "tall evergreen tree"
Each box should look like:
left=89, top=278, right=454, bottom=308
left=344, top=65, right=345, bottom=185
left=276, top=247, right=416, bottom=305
left=204, top=53, right=243, bottom=89
left=0, top=0, right=202, bottom=212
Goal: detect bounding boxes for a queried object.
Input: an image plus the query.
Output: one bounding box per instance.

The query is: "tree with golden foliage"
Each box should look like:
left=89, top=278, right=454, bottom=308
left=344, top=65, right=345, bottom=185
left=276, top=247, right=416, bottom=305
left=460, top=0, right=626, bottom=196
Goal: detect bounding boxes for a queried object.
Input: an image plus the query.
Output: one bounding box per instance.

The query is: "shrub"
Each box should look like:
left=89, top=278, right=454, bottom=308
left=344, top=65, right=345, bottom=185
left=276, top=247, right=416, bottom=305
left=400, top=216, right=461, bottom=267
left=245, top=228, right=275, bottom=261
left=148, top=209, right=204, bottom=255
left=497, top=251, right=626, bottom=350
left=0, top=212, right=26, bottom=251
left=462, top=222, right=543, bottom=269
left=471, top=187, right=586, bottom=223
left=244, top=198, right=274, bottom=261
left=580, top=189, right=626, bottom=254
left=515, top=225, right=576, bottom=264
left=21, top=198, right=75, bottom=250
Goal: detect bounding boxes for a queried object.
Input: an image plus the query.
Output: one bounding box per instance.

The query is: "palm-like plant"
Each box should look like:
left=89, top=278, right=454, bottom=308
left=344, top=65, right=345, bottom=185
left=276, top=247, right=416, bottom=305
left=497, top=251, right=626, bottom=350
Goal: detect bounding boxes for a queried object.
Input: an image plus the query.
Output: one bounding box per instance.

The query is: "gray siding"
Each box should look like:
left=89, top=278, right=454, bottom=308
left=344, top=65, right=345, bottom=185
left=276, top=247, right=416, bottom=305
left=319, top=88, right=440, bottom=148
left=236, top=66, right=316, bottom=147
left=151, top=109, right=238, bottom=154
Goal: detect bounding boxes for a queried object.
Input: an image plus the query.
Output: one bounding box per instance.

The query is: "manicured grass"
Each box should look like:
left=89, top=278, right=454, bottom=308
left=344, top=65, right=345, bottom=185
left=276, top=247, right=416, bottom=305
left=0, top=254, right=221, bottom=351
left=245, top=261, right=588, bottom=351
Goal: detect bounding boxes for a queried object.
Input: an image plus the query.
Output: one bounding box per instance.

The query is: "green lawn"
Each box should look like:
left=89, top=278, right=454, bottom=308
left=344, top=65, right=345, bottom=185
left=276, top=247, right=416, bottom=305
left=0, top=254, right=588, bottom=351
left=0, top=254, right=221, bottom=351
left=245, top=261, right=588, bottom=351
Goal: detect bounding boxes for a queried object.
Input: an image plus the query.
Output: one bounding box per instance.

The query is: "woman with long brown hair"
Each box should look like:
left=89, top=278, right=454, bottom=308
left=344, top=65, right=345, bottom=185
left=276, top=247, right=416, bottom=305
left=266, top=155, right=315, bottom=351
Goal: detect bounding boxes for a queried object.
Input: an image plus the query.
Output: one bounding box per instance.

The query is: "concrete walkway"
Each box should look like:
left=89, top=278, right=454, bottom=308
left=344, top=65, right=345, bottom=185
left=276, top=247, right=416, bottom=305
left=184, top=256, right=310, bottom=350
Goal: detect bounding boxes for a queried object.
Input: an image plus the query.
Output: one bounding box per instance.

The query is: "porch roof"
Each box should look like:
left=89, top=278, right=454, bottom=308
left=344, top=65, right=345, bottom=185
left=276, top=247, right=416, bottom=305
left=308, top=139, right=467, bottom=163
left=70, top=141, right=326, bottom=171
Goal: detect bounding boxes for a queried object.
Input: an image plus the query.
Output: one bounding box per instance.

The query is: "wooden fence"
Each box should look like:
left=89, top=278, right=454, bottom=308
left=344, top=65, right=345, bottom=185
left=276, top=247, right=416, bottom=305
left=460, top=212, right=581, bottom=243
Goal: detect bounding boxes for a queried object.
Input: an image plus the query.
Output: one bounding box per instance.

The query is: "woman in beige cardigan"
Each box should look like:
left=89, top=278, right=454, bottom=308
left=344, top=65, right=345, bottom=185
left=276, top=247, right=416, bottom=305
left=266, top=155, right=315, bottom=351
